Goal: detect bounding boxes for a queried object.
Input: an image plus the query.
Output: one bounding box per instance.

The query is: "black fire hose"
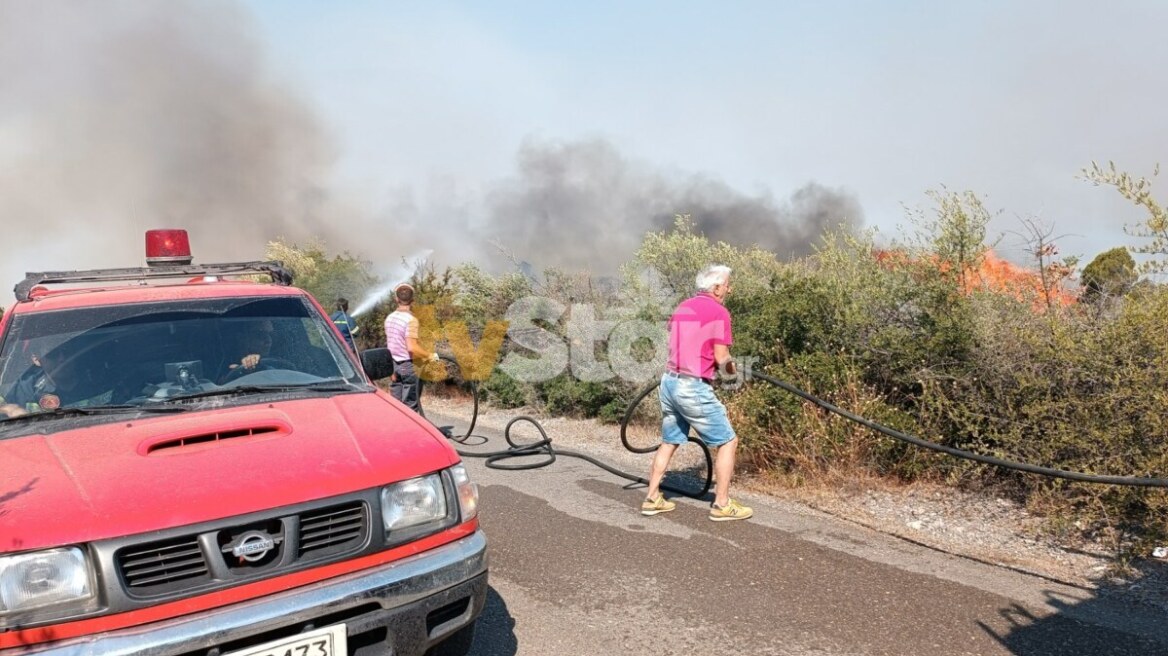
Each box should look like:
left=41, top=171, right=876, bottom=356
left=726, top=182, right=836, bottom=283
left=436, top=356, right=1168, bottom=492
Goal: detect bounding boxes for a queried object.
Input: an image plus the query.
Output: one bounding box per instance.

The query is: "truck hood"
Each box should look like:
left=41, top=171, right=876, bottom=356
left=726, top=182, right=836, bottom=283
left=0, top=392, right=456, bottom=552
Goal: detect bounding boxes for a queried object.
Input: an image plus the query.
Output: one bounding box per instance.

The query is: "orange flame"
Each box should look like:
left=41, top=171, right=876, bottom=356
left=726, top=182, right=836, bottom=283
left=963, top=251, right=1076, bottom=308
left=874, top=249, right=1076, bottom=309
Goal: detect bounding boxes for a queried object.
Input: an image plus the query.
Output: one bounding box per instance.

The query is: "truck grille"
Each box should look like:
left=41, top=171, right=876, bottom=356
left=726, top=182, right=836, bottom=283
left=118, top=536, right=210, bottom=592
left=298, top=502, right=367, bottom=558
left=111, top=495, right=374, bottom=600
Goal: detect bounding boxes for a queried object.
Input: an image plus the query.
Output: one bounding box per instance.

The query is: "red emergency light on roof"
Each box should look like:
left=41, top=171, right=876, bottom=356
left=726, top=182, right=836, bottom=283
left=145, top=229, right=193, bottom=266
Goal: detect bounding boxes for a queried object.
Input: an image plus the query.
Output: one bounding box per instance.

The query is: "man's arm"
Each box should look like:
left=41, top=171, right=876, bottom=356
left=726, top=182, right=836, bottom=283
left=406, top=335, right=427, bottom=358
left=0, top=374, right=39, bottom=416
left=405, top=317, right=438, bottom=361
left=714, top=344, right=736, bottom=376
left=714, top=307, right=735, bottom=376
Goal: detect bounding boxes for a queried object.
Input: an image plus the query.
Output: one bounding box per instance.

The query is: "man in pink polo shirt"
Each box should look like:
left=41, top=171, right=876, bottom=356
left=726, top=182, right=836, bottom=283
left=640, top=264, right=753, bottom=521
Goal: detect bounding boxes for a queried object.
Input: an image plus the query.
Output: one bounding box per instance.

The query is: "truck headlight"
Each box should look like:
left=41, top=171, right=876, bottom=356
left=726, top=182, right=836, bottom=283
left=0, top=547, right=97, bottom=629
left=381, top=474, right=448, bottom=533
left=450, top=463, right=479, bottom=522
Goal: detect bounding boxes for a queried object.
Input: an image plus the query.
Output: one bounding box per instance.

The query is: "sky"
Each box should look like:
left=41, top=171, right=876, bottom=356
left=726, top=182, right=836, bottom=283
left=2, top=0, right=1167, bottom=290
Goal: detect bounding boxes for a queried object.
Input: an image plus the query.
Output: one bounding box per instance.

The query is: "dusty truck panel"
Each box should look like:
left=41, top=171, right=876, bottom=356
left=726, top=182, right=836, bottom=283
left=0, top=231, right=486, bottom=656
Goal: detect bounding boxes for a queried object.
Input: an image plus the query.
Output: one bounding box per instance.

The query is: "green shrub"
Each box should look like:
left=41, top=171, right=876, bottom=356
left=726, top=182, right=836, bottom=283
left=729, top=272, right=842, bottom=364
left=481, top=370, right=528, bottom=409
left=537, top=376, right=621, bottom=418
left=597, top=398, right=631, bottom=425
left=628, top=214, right=786, bottom=301
left=910, top=287, right=1168, bottom=558
left=451, top=263, right=532, bottom=329
left=1080, top=246, right=1136, bottom=301
left=729, top=354, right=933, bottom=482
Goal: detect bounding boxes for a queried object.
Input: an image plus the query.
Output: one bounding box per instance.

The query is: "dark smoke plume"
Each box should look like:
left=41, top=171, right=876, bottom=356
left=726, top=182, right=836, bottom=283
left=0, top=2, right=864, bottom=291
left=0, top=1, right=346, bottom=282
left=477, top=139, right=864, bottom=273
left=664, top=178, right=865, bottom=260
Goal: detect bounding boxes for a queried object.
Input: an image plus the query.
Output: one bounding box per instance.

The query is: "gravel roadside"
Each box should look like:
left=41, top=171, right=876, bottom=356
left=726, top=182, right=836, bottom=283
left=424, top=394, right=1168, bottom=612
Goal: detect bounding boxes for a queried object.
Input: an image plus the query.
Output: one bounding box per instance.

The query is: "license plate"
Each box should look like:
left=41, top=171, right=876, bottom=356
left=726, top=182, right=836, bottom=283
left=223, top=624, right=347, bottom=656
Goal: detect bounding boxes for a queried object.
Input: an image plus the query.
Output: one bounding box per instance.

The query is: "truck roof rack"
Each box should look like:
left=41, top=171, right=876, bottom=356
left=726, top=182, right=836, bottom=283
left=14, top=261, right=294, bottom=302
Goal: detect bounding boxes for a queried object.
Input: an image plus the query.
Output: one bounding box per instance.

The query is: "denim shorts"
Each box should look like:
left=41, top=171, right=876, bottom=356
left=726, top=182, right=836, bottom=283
left=658, top=372, right=736, bottom=447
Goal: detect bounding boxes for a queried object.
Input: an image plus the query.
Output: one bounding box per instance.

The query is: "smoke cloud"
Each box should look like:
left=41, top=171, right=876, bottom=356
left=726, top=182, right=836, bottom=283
left=0, top=1, right=346, bottom=283
left=471, top=139, right=864, bottom=273
left=0, top=1, right=864, bottom=292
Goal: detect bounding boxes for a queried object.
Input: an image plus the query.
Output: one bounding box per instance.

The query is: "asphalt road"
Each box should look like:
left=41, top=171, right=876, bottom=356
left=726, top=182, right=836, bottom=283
left=429, top=411, right=1168, bottom=656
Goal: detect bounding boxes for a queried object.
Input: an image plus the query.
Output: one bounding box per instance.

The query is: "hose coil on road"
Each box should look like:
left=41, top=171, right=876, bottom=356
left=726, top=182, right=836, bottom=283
left=439, top=357, right=712, bottom=498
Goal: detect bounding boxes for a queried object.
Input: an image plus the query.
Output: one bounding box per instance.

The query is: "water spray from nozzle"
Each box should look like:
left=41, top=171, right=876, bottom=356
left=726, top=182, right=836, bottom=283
left=351, top=248, right=434, bottom=318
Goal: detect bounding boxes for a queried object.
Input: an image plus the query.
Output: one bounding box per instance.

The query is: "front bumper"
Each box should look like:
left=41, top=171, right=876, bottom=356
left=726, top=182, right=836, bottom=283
left=6, top=530, right=488, bottom=656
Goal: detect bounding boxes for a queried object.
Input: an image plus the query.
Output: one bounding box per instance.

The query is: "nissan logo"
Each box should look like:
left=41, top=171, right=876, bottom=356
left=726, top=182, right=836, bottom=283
left=228, top=530, right=280, bottom=562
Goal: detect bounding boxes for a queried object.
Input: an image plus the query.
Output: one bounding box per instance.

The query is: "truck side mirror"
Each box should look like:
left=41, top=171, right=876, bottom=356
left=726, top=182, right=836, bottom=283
left=360, top=348, right=395, bottom=381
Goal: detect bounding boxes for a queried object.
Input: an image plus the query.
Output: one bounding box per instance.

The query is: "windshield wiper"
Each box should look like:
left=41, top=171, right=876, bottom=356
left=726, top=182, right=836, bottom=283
left=161, top=382, right=363, bottom=403
left=0, top=404, right=191, bottom=423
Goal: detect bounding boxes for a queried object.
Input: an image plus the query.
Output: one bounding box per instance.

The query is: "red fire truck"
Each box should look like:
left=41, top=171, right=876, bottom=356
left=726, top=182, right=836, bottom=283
left=0, top=230, right=486, bottom=655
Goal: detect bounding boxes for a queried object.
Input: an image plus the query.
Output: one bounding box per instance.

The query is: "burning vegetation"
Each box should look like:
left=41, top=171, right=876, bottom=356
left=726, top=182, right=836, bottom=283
left=875, top=248, right=1078, bottom=310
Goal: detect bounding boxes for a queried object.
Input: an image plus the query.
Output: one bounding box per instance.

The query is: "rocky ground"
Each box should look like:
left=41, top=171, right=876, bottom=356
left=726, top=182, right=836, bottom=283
left=423, top=394, right=1168, bottom=612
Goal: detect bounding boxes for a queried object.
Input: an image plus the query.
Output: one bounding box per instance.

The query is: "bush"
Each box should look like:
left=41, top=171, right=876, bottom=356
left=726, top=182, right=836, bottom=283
left=481, top=370, right=527, bottom=409
left=1080, top=246, right=1136, bottom=301
left=729, top=354, right=933, bottom=483
left=451, top=263, right=532, bottom=329
left=597, top=398, right=632, bottom=425
left=628, top=214, right=786, bottom=303
left=729, top=270, right=843, bottom=364
left=536, top=375, right=623, bottom=419
left=909, top=287, right=1168, bottom=557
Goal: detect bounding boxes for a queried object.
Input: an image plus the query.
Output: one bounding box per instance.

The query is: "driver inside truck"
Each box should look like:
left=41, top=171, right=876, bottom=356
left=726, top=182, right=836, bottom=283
left=0, top=345, right=108, bottom=417
left=219, top=319, right=276, bottom=383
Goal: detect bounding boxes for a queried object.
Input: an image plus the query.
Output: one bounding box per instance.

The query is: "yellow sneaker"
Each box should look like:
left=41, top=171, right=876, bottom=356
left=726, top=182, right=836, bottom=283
left=641, top=493, right=676, bottom=516
left=709, top=499, right=753, bottom=521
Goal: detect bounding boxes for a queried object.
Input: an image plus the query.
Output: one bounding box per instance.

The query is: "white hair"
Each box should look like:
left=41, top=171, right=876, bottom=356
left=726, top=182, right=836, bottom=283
left=695, top=265, right=732, bottom=292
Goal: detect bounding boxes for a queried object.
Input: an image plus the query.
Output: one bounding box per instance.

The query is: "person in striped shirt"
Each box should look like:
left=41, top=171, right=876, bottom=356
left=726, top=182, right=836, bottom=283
left=383, top=283, right=439, bottom=415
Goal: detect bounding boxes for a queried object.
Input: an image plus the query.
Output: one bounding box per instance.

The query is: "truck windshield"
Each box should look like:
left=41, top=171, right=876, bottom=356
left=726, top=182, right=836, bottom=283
left=0, top=296, right=364, bottom=418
